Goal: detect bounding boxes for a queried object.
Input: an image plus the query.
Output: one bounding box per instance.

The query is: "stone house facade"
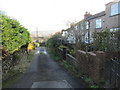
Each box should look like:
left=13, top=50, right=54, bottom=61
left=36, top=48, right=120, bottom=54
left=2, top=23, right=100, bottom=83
left=62, top=0, right=120, bottom=44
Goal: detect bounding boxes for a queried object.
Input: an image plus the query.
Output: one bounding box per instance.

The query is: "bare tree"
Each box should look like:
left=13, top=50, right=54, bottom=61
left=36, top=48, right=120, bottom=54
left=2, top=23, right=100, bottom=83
left=64, top=20, right=88, bottom=50
left=72, top=20, right=87, bottom=49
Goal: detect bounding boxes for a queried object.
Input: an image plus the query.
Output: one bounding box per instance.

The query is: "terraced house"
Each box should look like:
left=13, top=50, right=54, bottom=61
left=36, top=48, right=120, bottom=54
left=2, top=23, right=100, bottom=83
left=62, top=0, right=120, bottom=44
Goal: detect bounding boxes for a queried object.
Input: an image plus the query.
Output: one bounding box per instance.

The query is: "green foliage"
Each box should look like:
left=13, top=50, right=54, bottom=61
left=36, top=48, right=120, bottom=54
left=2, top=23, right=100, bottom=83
left=46, top=32, right=62, bottom=49
left=90, top=85, right=99, bottom=88
left=60, top=60, right=77, bottom=73
left=52, top=55, right=61, bottom=61
left=59, top=45, right=68, bottom=49
left=92, top=29, right=119, bottom=52
left=84, top=76, right=93, bottom=83
left=1, top=12, right=31, bottom=54
left=69, top=49, right=77, bottom=57
left=47, top=48, right=61, bottom=61
left=60, top=60, right=100, bottom=88
left=2, top=51, right=34, bottom=88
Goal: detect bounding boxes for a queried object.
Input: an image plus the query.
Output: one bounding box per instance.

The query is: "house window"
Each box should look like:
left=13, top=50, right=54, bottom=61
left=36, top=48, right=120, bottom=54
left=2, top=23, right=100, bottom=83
left=62, top=31, right=67, bottom=37
left=81, top=25, right=83, bottom=30
left=110, top=28, right=120, bottom=32
left=75, top=25, right=78, bottom=30
left=80, top=23, right=84, bottom=30
left=111, top=2, right=120, bottom=16
left=96, top=19, right=102, bottom=28
left=86, top=21, right=89, bottom=29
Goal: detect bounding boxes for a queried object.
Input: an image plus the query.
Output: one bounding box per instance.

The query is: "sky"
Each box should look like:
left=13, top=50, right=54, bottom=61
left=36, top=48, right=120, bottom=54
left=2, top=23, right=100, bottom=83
left=1, top=0, right=113, bottom=36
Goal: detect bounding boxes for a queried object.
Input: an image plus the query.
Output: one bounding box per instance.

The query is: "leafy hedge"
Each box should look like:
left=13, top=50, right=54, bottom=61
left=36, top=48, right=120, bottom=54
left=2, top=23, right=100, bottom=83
left=1, top=11, right=31, bottom=54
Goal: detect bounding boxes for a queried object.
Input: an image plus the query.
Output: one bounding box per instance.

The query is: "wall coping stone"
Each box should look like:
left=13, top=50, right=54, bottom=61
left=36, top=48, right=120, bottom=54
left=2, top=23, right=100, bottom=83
left=87, top=52, right=96, bottom=56
left=77, top=50, right=86, bottom=54
left=67, top=54, right=77, bottom=61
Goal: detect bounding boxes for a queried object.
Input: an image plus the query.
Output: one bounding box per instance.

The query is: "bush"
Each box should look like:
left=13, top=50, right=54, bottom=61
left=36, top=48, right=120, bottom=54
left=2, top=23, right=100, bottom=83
left=46, top=32, right=62, bottom=51
left=1, top=11, right=31, bottom=56
left=59, top=45, right=68, bottom=49
left=92, top=29, right=119, bottom=52
left=69, top=49, right=77, bottom=57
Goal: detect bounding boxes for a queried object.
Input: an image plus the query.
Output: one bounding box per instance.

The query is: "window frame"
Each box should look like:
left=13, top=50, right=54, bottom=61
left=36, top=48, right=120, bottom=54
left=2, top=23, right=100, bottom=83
left=86, top=21, right=89, bottom=29
left=111, top=2, right=120, bottom=16
left=96, top=19, right=102, bottom=29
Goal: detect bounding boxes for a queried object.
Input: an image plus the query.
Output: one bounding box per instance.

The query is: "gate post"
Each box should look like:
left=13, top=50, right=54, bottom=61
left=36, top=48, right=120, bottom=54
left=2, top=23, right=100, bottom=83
left=63, top=48, right=66, bottom=60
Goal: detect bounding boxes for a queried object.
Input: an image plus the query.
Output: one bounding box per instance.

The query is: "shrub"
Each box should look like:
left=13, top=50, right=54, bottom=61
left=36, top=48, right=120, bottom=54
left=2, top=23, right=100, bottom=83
left=69, top=49, right=77, bottom=57
left=46, top=32, right=62, bottom=51
left=92, top=29, right=119, bottom=52
left=59, top=45, right=68, bottom=49
left=1, top=11, right=31, bottom=56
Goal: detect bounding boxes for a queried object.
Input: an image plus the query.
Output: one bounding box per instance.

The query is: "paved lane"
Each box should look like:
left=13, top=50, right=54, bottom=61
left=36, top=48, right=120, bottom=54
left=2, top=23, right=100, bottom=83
left=11, top=47, right=86, bottom=88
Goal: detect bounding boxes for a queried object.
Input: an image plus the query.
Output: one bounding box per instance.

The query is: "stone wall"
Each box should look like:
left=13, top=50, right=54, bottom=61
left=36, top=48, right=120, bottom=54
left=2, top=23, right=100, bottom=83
left=66, top=54, right=78, bottom=67
left=57, top=47, right=119, bottom=87
left=76, top=50, right=106, bottom=84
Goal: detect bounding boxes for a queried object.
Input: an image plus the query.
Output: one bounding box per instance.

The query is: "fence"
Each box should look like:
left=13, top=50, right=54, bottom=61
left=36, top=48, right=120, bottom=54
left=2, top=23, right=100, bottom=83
left=109, top=58, right=120, bottom=88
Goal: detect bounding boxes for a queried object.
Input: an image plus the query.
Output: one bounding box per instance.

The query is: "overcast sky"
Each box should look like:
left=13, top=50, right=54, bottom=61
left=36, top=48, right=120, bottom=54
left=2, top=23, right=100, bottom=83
left=1, top=0, right=113, bottom=35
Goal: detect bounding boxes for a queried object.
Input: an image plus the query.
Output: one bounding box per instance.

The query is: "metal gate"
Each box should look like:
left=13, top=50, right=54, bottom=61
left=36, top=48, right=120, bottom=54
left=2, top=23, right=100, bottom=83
left=109, top=58, right=120, bottom=88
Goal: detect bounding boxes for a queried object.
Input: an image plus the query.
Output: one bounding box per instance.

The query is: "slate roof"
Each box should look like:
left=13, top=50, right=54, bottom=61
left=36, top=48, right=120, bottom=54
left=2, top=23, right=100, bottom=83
left=85, top=11, right=106, bottom=20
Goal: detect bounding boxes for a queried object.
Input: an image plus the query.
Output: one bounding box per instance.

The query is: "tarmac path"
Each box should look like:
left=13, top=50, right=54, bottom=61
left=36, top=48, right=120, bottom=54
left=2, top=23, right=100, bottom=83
left=11, top=47, right=86, bottom=88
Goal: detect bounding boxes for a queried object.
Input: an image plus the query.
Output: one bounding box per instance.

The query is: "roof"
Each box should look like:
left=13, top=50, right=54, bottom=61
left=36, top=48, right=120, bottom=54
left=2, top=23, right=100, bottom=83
left=105, top=2, right=113, bottom=5
left=74, top=19, right=85, bottom=26
left=85, top=11, right=106, bottom=20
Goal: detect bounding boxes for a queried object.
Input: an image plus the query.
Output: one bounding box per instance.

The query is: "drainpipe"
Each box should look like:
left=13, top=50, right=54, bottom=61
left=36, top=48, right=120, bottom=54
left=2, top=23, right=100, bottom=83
left=88, top=21, right=90, bottom=51
left=85, top=20, right=90, bottom=52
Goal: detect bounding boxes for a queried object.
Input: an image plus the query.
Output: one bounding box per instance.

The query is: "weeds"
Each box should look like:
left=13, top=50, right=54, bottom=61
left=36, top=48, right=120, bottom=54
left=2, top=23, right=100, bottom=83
left=2, top=50, right=34, bottom=88
left=47, top=48, right=100, bottom=88
left=61, top=60, right=99, bottom=88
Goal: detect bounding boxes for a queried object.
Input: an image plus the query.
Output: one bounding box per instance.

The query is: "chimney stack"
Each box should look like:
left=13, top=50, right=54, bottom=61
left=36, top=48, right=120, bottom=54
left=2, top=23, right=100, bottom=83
left=84, top=11, right=92, bottom=19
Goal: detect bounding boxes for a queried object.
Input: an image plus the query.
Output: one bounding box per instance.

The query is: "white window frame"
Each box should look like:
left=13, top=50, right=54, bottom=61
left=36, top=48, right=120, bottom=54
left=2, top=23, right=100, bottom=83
left=96, top=19, right=102, bottom=28
left=111, top=2, right=120, bottom=16
left=75, top=25, right=78, bottom=30
left=86, top=21, right=89, bottom=29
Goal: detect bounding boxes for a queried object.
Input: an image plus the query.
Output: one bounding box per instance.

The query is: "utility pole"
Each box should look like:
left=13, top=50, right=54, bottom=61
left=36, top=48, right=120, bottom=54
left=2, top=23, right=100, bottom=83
left=36, top=27, right=38, bottom=42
